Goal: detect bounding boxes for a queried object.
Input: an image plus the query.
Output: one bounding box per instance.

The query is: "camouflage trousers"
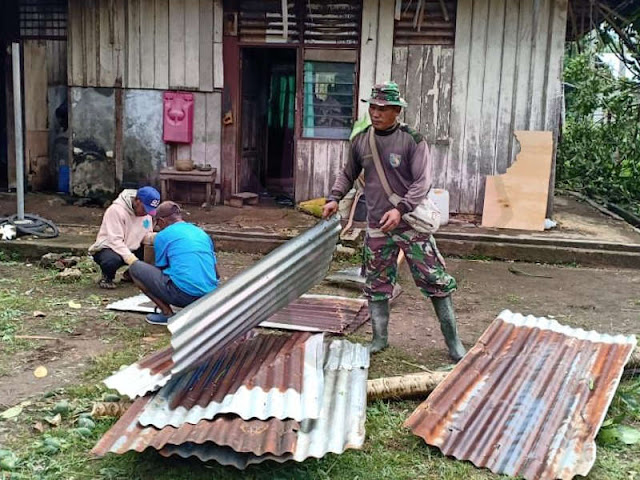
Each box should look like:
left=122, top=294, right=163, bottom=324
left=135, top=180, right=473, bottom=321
left=363, top=227, right=457, bottom=302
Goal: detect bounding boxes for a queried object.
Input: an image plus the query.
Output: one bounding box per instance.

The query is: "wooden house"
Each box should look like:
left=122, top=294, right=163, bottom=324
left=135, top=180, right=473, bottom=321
left=0, top=0, right=634, bottom=213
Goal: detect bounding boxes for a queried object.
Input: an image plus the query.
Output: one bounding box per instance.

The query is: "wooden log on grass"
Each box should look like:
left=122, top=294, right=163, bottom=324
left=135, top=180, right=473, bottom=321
left=367, top=371, right=449, bottom=401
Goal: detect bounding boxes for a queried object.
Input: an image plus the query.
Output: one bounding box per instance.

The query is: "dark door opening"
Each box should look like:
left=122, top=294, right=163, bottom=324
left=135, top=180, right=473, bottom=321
left=240, top=47, right=296, bottom=202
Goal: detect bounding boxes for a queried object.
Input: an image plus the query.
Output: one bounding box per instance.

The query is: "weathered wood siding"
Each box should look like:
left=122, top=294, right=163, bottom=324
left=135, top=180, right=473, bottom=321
left=391, top=0, right=567, bottom=214
left=446, top=0, right=567, bottom=214
left=67, top=0, right=223, bottom=91
left=391, top=45, right=454, bottom=191
left=295, top=140, right=351, bottom=202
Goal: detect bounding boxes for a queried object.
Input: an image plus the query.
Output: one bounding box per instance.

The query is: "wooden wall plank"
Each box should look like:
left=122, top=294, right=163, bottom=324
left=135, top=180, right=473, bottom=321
left=205, top=91, right=222, bottom=174
left=46, top=40, right=67, bottom=85
left=140, top=0, right=156, bottom=87
left=447, top=0, right=473, bottom=212
left=113, top=0, right=126, bottom=86
left=404, top=45, right=424, bottom=131
left=476, top=0, right=506, bottom=212
left=494, top=0, right=519, bottom=174
left=199, top=0, right=214, bottom=92
left=213, top=42, right=224, bottom=89
left=391, top=46, right=408, bottom=123
left=512, top=0, right=533, bottom=133
left=24, top=41, right=48, bottom=130
left=127, top=0, right=141, bottom=88
left=435, top=47, right=454, bottom=142
left=154, top=0, right=170, bottom=89
left=191, top=92, right=207, bottom=165
left=528, top=0, right=551, bottom=130
left=358, top=0, right=379, bottom=118
left=421, top=45, right=439, bottom=143
left=69, top=0, right=85, bottom=85
left=545, top=0, right=568, bottom=132
left=169, top=0, right=186, bottom=88
left=98, top=0, right=114, bottom=86
left=84, top=0, right=98, bottom=86
left=213, top=0, right=223, bottom=43
left=376, top=0, right=395, bottom=84
left=184, top=0, right=200, bottom=89
left=459, top=0, right=489, bottom=214
left=430, top=143, right=449, bottom=190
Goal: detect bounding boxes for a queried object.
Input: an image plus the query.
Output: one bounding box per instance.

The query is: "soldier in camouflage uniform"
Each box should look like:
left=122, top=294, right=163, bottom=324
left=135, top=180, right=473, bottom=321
left=322, top=82, right=466, bottom=362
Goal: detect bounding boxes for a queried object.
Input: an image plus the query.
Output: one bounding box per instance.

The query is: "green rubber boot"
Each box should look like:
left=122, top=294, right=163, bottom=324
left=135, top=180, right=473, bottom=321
left=431, top=295, right=466, bottom=362
left=368, top=299, right=390, bottom=354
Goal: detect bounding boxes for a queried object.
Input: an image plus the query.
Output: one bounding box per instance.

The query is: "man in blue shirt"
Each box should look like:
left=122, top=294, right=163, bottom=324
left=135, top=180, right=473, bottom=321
left=128, top=201, right=219, bottom=325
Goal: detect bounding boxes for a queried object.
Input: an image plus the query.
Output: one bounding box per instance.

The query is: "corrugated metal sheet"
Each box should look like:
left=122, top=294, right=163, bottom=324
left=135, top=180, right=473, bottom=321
left=168, top=217, right=341, bottom=378
left=405, top=310, right=638, bottom=480
left=261, top=295, right=368, bottom=334
left=91, top=395, right=299, bottom=458
left=107, top=293, right=368, bottom=335
left=139, top=333, right=324, bottom=426
left=93, top=339, right=369, bottom=470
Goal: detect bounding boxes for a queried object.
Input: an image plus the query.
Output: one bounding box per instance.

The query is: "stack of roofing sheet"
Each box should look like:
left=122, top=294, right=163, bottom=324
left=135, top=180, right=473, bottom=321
left=92, top=333, right=369, bottom=469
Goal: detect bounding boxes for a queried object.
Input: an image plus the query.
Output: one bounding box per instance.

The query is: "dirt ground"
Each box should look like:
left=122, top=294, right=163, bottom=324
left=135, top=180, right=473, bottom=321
left=1, top=251, right=639, bottom=409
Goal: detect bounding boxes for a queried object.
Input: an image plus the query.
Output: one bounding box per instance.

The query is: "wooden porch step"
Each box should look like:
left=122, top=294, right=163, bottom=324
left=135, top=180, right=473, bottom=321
left=229, top=192, right=259, bottom=208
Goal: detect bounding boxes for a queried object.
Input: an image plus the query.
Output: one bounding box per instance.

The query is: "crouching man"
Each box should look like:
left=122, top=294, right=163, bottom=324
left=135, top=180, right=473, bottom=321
left=89, top=186, right=160, bottom=289
left=128, top=201, right=219, bottom=325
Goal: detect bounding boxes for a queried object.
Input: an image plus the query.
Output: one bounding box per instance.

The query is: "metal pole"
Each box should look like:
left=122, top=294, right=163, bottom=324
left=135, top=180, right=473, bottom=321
left=12, top=42, right=25, bottom=220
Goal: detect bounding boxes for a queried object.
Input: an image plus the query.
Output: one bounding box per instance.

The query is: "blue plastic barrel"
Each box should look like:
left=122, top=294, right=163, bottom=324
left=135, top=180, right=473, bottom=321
left=58, top=165, right=70, bottom=194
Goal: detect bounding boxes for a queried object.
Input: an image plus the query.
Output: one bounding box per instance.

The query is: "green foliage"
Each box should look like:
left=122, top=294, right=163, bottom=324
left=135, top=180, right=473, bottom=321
left=557, top=50, right=640, bottom=213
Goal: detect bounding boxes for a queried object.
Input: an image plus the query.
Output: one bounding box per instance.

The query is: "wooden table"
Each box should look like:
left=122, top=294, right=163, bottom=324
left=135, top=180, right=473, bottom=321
left=159, top=167, right=217, bottom=205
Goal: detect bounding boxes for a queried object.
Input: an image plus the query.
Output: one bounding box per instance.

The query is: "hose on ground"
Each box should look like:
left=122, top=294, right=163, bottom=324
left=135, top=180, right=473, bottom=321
left=0, top=214, right=60, bottom=239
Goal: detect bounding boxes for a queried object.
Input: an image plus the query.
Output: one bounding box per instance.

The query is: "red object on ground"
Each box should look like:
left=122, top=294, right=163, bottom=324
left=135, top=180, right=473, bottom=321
left=163, top=91, right=194, bottom=143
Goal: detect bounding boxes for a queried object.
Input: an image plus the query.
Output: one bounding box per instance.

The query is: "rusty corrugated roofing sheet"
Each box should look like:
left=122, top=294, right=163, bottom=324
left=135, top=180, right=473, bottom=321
left=260, top=295, right=369, bottom=334
left=139, top=332, right=324, bottom=426
left=107, top=294, right=369, bottom=335
left=168, top=217, right=341, bottom=377
left=92, top=339, right=369, bottom=469
left=91, top=395, right=298, bottom=458
left=405, top=310, right=637, bottom=480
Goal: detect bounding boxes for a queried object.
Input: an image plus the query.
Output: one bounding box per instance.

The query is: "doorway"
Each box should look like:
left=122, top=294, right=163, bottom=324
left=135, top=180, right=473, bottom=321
left=239, top=47, right=296, bottom=202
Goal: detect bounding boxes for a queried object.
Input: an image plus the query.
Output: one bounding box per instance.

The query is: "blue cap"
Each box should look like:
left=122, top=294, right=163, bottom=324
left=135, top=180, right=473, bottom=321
left=136, top=186, right=161, bottom=216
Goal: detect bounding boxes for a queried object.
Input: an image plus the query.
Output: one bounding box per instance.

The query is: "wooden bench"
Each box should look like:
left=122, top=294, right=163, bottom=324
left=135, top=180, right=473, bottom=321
left=159, top=167, right=217, bottom=206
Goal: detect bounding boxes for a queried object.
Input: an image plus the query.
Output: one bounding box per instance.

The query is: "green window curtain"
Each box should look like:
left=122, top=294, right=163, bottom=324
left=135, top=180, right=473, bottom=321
left=303, top=62, right=315, bottom=137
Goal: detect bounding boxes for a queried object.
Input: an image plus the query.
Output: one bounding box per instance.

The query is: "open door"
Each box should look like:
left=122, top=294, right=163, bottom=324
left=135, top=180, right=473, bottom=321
left=239, top=47, right=296, bottom=201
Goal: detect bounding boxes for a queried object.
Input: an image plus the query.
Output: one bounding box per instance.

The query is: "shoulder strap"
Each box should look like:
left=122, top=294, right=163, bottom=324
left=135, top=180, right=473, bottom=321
left=368, top=127, right=399, bottom=206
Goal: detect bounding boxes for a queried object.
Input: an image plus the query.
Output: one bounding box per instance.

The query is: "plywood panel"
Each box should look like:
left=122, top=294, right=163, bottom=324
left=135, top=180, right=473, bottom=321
left=481, top=131, right=552, bottom=231
left=169, top=0, right=186, bottom=88
left=140, top=0, right=156, bottom=87
left=154, top=0, right=170, bottom=89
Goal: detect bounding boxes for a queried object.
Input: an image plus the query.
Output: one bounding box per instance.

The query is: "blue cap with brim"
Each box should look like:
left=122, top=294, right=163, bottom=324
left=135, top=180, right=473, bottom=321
left=136, top=186, right=161, bottom=216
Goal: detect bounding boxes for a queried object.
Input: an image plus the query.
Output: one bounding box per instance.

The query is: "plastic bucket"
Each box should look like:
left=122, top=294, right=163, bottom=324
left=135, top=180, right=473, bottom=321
left=428, top=189, right=450, bottom=225
left=58, top=165, right=70, bottom=194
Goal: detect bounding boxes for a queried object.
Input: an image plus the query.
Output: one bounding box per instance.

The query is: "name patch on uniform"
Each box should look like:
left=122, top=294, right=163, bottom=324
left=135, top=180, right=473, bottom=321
left=389, top=153, right=402, bottom=168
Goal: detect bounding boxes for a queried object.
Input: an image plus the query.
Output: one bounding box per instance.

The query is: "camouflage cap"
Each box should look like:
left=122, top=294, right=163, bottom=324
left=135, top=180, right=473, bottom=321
left=361, top=81, right=408, bottom=107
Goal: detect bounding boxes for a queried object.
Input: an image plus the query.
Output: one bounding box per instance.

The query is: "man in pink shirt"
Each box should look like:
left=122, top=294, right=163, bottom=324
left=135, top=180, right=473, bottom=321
left=89, top=186, right=160, bottom=289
